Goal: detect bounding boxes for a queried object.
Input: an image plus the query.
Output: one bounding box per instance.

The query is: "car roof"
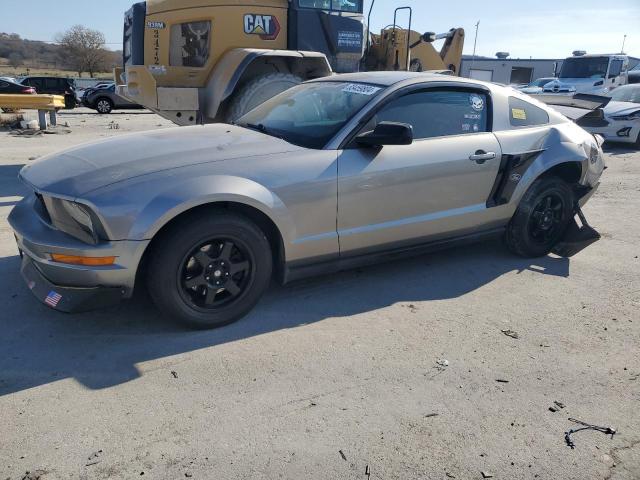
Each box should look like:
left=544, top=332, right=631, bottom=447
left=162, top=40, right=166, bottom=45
left=311, top=71, right=489, bottom=88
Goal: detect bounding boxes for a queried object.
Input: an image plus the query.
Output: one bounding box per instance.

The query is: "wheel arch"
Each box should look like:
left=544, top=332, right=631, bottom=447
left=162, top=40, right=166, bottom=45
left=201, top=48, right=332, bottom=122
left=510, top=154, right=586, bottom=209
left=136, top=200, right=287, bottom=292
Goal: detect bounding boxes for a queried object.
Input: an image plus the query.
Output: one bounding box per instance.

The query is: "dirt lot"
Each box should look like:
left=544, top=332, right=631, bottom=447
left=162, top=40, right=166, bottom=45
left=0, top=109, right=638, bottom=480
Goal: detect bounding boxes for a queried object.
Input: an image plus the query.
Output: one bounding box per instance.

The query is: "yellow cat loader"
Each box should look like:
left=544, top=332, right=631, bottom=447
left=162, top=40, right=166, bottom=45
left=116, top=0, right=464, bottom=125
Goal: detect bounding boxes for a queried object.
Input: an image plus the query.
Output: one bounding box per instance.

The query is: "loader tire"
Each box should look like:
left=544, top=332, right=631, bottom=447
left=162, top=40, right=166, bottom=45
left=225, top=73, right=302, bottom=123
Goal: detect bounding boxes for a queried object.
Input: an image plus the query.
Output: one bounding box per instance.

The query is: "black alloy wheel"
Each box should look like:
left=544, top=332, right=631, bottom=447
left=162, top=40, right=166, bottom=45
left=527, top=192, right=567, bottom=246
left=179, top=238, right=253, bottom=310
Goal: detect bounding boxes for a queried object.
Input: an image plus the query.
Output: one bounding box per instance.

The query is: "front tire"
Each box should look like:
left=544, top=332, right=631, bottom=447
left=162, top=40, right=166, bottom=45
left=506, top=176, right=574, bottom=257
left=95, top=98, right=113, bottom=114
left=147, top=211, right=273, bottom=329
left=225, top=73, right=302, bottom=123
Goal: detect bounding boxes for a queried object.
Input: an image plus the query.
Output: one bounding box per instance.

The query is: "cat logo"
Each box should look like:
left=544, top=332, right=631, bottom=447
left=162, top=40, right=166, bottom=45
left=243, top=14, right=280, bottom=40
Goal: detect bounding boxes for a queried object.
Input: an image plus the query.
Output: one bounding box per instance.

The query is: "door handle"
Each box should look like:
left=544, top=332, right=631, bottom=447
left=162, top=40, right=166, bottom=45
left=469, top=150, right=496, bottom=164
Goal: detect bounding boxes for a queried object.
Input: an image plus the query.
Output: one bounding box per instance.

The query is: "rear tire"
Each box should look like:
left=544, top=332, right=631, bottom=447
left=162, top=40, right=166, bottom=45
left=225, top=73, right=302, bottom=123
left=95, top=98, right=113, bottom=114
left=506, top=176, right=574, bottom=257
left=147, top=211, right=273, bottom=329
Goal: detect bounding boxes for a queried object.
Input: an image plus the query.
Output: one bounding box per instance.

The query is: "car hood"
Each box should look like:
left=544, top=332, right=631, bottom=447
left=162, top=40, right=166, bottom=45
left=20, top=124, right=302, bottom=197
left=603, top=101, right=640, bottom=117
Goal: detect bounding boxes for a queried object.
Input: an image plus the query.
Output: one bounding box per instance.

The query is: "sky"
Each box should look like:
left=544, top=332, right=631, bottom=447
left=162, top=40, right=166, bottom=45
left=0, top=0, right=638, bottom=59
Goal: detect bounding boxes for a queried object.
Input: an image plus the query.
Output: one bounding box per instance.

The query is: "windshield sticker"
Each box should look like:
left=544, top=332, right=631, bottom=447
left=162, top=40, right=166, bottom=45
left=464, top=113, right=481, bottom=120
left=512, top=108, right=527, bottom=120
left=342, top=84, right=382, bottom=96
left=470, top=94, right=484, bottom=111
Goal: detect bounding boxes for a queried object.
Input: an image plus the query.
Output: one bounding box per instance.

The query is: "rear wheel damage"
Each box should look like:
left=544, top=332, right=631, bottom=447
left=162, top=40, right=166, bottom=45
left=506, top=176, right=575, bottom=257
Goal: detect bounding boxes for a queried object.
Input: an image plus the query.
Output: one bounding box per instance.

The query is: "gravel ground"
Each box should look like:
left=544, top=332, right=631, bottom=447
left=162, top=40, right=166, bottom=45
left=0, top=109, right=638, bottom=480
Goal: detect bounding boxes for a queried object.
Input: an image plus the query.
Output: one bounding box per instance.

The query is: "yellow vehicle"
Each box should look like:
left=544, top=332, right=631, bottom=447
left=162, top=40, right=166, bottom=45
left=117, top=0, right=464, bottom=125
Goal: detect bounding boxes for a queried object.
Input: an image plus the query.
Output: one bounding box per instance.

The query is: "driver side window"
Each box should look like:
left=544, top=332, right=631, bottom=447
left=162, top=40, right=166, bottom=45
left=366, top=89, right=490, bottom=140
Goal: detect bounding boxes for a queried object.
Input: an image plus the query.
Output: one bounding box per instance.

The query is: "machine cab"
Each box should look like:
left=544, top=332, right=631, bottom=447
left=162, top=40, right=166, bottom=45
left=287, top=0, right=365, bottom=73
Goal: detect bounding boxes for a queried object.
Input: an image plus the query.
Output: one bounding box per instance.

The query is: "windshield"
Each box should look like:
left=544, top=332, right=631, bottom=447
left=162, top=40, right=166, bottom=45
left=298, top=0, right=363, bottom=13
left=608, top=85, right=640, bottom=103
left=560, top=57, right=609, bottom=79
left=236, top=81, right=383, bottom=149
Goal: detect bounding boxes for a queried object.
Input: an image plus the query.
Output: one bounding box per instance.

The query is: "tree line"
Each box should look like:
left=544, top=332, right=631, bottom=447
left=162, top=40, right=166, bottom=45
left=0, top=26, right=121, bottom=77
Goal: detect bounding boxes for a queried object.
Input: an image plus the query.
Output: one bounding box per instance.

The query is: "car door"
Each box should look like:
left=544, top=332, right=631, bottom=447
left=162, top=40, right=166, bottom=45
left=337, top=87, right=502, bottom=255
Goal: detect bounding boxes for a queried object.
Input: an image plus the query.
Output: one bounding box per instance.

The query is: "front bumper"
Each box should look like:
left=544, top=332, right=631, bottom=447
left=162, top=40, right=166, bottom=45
left=588, top=121, right=640, bottom=144
left=9, top=194, right=149, bottom=311
left=20, top=254, right=124, bottom=313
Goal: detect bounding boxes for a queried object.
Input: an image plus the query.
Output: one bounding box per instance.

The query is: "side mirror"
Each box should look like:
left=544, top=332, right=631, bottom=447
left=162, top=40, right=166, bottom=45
left=355, top=121, right=413, bottom=147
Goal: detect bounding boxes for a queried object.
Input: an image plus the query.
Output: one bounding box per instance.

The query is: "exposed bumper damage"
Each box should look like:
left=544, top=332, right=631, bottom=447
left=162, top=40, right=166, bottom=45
left=553, top=183, right=601, bottom=258
left=20, top=254, right=125, bottom=313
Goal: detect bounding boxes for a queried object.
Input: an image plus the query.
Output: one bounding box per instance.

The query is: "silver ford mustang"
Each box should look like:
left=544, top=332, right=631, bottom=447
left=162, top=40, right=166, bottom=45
left=9, top=72, right=605, bottom=328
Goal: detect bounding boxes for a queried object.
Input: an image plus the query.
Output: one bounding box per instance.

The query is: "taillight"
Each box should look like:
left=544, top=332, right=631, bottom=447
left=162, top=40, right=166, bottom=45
left=22, top=87, right=36, bottom=94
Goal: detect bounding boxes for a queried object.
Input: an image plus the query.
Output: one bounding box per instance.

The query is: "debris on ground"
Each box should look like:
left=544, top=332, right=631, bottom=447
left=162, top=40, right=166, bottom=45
left=496, top=379, right=509, bottom=383
left=85, top=449, right=103, bottom=466
left=404, top=303, right=418, bottom=313
left=171, top=371, right=178, bottom=379
left=424, top=413, right=439, bottom=418
left=481, top=471, right=494, bottom=478
left=10, top=129, right=43, bottom=137
left=436, top=359, right=449, bottom=368
left=108, top=121, right=120, bottom=130
left=501, top=329, right=519, bottom=339
left=365, top=465, right=371, bottom=478
left=564, top=418, right=616, bottom=449
left=549, top=401, right=566, bottom=412
left=21, top=470, right=48, bottom=480
left=338, top=450, right=347, bottom=461
left=554, top=401, right=566, bottom=409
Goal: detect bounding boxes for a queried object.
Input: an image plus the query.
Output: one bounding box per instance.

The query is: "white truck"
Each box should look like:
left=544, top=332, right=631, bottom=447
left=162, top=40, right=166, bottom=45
left=543, top=53, right=630, bottom=95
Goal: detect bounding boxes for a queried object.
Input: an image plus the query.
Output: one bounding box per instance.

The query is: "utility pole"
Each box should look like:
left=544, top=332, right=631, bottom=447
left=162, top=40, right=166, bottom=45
left=470, top=21, right=480, bottom=74
left=621, top=34, right=627, bottom=54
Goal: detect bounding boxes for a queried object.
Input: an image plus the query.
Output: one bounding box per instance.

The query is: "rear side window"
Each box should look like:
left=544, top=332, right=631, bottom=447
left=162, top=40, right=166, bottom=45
left=508, top=97, right=549, bottom=127
left=374, top=90, right=490, bottom=139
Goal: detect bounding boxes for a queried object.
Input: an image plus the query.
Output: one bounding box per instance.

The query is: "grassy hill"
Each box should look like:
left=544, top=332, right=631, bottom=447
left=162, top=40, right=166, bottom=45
left=0, top=32, right=120, bottom=78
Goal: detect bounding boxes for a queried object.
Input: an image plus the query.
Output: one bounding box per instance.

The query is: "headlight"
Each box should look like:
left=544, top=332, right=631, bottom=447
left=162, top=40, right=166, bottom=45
left=611, top=110, right=640, bottom=121
left=42, top=196, right=100, bottom=244
left=61, top=200, right=94, bottom=232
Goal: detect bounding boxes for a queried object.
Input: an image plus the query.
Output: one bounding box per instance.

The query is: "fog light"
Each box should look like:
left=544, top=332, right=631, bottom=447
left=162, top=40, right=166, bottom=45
left=616, top=127, right=632, bottom=137
left=50, top=254, right=116, bottom=266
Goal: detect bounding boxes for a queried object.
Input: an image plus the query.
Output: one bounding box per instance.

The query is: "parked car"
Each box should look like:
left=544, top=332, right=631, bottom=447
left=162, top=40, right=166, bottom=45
left=628, top=64, right=640, bottom=85
left=19, top=76, right=77, bottom=109
left=76, top=82, right=112, bottom=103
left=0, top=77, right=36, bottom=95
left=518, top=77, right=556, bottom=94
left=83, top=83, right=141, bottom=113
left=0, top=78, right=36, bottom=112
left=9, top=72, right=605, bottom=328
left=580, top=84, right=640, bottom=147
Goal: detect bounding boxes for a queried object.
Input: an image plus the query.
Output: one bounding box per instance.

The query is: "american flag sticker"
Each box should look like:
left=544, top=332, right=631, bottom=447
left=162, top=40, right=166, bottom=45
left=44, top=291, right=63, bottom=308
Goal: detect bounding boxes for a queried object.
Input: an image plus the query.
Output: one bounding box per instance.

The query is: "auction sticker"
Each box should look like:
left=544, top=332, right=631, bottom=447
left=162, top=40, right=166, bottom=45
left=342, top=84, right=381, bottom=96
left=512, top=108, right=527, bottom=120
